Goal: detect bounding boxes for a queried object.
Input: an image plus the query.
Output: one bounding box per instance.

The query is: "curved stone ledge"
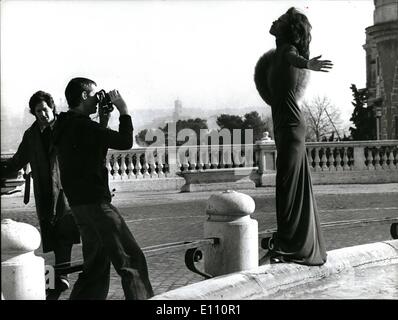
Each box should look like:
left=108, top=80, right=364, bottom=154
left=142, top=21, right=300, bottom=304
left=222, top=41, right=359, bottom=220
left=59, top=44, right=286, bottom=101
left=151, top=240, right=398, bottom=300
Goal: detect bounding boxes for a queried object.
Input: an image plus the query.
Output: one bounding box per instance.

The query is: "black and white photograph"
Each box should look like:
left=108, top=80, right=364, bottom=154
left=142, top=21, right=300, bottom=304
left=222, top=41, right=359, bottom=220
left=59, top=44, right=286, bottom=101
left=1, top=0, right=397, bottom=311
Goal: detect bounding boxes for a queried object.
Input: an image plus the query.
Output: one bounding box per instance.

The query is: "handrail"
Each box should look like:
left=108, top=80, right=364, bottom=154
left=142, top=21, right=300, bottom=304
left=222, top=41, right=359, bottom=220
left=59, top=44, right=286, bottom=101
left=53, top=237, right=219, bottom=275
left=51, top=217, right=397, bottom=277
left=259, top=217, right=398, bottom=249
left=258, top=216, right=398, bottom=237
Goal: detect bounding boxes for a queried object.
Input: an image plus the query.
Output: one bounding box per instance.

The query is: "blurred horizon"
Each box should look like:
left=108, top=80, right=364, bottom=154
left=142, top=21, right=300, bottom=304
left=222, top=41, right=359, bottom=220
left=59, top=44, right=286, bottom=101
left=1, top=0, right=374, bottom=152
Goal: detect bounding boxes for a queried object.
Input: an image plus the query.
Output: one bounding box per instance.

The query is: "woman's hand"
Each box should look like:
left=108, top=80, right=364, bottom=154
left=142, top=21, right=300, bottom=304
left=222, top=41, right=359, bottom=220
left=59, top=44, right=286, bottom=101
left=307, top=55, right=333, bottom=72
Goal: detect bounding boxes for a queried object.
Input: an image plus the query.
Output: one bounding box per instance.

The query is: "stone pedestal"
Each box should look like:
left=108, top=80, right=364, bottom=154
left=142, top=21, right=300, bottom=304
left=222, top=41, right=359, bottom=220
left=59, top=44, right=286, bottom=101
left=204, top=190, right=258, bottom=277
left=1, top=219, right=45, bottom=300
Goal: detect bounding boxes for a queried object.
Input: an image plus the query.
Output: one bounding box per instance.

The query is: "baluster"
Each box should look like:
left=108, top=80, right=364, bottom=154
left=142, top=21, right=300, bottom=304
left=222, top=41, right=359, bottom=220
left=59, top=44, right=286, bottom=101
left=158, top=162, right=165, bottom=178
left=119, top=154, right=127, bottom=180
left=211, top=147, right=219, bottom=169
left=127, top=154, right=134, bottom=179
left=314, top=148, right=321, bottom=171
left=335, top=148, right=342, bottom=171
left=135, top=153, right=143, bottom=179
left=343, top=148, right=350, bottom=171
left=321, top=148, right=328, bottom=171
left=189, top=148, right=197, bottom=171
left=189, top=161, right=196, bottom=171
left=182, top=158, right=189, bottom=172
left=205, top=149, right=211, bottom=169
left=374, top=147, right=381, bottom=170
left=106, top=154, right=113, bottom=179
left=234, top=149, right=242, bottom=168
left=112, top=154, right=120, bottom=179
left=156, top=148, right=165, bottom=178
left=197, top=155, right=204, bottom=171
left=224, top=148, right=233, bottom=168
left=218, top=148, right=225, bottom=169
left=142, top=154, right=150, bottom=178
left=388, top=148, right=395, bottom=169
left=307, top=147, right=314, bottom=172
left=366, top=149, right=375, bottom=170
left=181, top=149, right=189, bottom=172
left=329, top=149, right=336, bottom=171
left=381, top=148, right=388, bottom=170
left=175, top=156, right=182, bottom=174
left=148, top=155, right=157, bottom=178
left=200, top=145, right=210, bottom=170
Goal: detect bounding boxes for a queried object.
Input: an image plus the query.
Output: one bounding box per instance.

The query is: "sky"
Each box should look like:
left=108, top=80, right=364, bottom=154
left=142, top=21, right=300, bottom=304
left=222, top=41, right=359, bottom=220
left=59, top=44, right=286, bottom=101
left=1, top=0, right=374, bottom=129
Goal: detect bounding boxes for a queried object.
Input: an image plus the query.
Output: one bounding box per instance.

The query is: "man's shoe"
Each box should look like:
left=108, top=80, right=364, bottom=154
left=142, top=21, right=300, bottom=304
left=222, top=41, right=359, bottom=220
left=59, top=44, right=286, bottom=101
left=55, top=276, right=70, bottom=292
left=46, top=276, right=70, bottom=300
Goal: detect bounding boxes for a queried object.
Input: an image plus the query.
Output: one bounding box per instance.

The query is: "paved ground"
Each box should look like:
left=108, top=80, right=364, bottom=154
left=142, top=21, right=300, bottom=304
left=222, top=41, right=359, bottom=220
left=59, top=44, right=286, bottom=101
left=1, top=183, right=398, bottom=300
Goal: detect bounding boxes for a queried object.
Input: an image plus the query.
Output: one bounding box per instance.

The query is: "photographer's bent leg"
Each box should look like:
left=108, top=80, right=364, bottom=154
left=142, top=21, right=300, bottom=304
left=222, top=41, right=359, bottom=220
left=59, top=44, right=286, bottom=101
left=69, top=205, right=111, bottom=300
left=98, top=203, right=154, bottom=300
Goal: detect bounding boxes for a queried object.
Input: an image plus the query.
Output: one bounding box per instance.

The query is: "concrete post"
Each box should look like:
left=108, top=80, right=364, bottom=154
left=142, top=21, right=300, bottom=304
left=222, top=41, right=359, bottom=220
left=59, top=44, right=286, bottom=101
left=204, top=190, right=258, bottom=277
left=1, top=219, right=45, bottom=300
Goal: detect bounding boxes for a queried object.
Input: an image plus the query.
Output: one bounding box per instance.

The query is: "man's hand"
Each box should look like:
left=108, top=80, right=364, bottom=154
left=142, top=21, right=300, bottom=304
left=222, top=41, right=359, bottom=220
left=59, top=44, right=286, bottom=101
left=108, top=90, right=128, bottom=115
left=307, top=55, right=333, bottom=72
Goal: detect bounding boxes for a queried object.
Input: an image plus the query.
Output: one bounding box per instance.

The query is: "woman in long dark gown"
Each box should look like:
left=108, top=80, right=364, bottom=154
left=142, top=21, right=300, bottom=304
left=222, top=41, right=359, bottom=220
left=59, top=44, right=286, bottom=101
left=254, top=7, right=333, bottom=266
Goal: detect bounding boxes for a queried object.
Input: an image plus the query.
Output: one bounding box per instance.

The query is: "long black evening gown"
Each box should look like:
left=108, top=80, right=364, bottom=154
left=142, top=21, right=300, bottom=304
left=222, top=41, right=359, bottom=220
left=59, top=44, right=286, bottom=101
left=254, top=41, right=327, bottom=266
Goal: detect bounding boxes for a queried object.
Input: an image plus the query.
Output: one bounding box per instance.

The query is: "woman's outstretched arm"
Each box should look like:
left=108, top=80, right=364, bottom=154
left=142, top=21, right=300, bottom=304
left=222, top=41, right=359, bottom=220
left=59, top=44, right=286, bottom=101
left=285, top=45, right=333, bottom=72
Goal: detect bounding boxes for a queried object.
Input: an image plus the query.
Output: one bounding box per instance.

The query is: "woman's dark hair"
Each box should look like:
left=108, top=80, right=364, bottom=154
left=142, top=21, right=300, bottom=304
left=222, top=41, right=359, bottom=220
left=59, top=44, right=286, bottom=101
left=65, top=77, right=97, bottom=109
left=282, top=7, right=312, bottom=59
left=28, top=91, right=56, bottom=115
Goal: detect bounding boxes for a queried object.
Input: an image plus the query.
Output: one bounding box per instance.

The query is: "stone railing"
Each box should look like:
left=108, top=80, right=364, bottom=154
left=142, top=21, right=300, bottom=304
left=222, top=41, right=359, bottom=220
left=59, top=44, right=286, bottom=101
left=106, top=144, right=255, bottom=180
left=256, top=140, right=398, bottom=185
left=2, top=140, right=398, bottom=193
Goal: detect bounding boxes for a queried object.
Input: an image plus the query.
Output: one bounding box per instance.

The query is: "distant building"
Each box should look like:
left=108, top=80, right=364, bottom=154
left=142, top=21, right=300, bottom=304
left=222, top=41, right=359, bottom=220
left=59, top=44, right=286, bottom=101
left=364, top=0, right=398, bottom=139
left=172, top=99, right=183, bottom=122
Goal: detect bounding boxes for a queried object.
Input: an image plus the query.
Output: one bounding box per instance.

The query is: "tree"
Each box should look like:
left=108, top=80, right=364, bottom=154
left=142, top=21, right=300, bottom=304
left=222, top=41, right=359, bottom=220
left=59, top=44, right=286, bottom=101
left=302, top=96, right=343, bottom=142
left=216, top=111, right=272, bottom=144
left=243, top=111, right=272, bottom=142
left=349, top=84, right=375, bottom=140
left=135, top=129, right=150, bottom=146
left=160, top=118, right=208, bottom=146
left=216, top=114, right=244, bottom=130
left=135, top=118, right=209, bottom=147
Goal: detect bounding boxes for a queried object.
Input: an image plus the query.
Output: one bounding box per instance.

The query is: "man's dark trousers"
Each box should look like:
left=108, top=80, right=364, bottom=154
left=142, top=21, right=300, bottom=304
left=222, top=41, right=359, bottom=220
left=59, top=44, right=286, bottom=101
left=69, top=202, right=154, bottom=300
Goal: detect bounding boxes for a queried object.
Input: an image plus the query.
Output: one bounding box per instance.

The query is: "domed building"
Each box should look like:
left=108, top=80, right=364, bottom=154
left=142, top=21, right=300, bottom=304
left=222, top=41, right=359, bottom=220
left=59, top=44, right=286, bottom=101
left=364, top=0, right=398, bottom=139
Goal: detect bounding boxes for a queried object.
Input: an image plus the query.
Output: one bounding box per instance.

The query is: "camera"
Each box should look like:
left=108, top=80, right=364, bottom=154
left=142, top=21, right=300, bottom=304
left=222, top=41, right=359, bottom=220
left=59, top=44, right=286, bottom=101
left=95, top=89, right=114, bottom=114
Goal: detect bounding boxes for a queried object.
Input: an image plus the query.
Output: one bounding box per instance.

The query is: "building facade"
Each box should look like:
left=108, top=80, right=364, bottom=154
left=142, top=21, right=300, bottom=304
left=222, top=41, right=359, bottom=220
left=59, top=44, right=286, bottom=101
left=364, top=0, right=398, bottom=139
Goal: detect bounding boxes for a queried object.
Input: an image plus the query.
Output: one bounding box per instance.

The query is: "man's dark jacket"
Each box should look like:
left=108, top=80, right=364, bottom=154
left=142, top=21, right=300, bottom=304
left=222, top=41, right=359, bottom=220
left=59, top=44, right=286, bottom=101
left=2, top=120, right=80, bottom=252
left=53, top=111, right=133, bottom=206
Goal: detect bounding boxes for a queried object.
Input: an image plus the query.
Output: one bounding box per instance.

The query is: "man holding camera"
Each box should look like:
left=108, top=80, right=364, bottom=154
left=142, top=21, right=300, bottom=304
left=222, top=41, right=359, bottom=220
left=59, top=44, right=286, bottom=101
left=53, top=77, right=153, bottom=300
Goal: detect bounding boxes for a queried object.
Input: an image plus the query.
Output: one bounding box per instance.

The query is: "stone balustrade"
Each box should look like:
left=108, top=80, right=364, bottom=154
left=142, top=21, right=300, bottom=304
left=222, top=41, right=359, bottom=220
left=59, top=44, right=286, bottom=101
left=106, top=144, right=255, bottom=180
left=2, top=140, right=398, bottom=192
left=256, top=140, right=398, bottom=172
left=256, top=140, right=398, bottom=185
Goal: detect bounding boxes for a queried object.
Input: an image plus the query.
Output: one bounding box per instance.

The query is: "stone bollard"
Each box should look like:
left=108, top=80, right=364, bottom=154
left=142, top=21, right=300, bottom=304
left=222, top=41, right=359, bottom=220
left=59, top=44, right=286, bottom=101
left=204, top=190, right=258, bottom=277
left=1, top=219, right=45, bottom=300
